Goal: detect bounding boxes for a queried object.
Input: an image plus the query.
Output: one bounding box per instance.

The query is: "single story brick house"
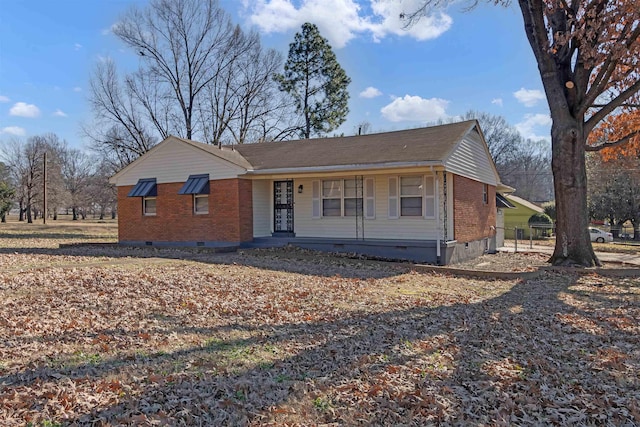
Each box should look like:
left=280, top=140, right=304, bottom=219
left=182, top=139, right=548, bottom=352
left=109, top=120, right=506, bottom=264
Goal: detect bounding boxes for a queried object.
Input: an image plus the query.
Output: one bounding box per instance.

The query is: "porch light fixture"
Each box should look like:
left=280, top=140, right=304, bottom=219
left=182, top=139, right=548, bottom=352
left=298, top=184, right=304, bottom=194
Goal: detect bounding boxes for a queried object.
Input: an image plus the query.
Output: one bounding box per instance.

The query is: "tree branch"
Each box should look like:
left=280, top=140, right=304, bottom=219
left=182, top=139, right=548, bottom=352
left=585, top=79, right=640, bottom=134
left=586, top=129, right=640, bottom=152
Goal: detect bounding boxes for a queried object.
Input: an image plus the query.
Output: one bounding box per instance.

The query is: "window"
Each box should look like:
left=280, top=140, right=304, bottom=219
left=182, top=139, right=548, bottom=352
left=343, top=179, right=362, bottom=217
left=194, top=194, right=208, bottom=214
left=314, top=178, right=373, bottom=218
left=389, top=175, right=436, bottom=219
left=400, top=176, right=423, bottom=216
left=128, top=178, right=157, bottom=216
left=483, top=183, right=489, bottom=204
left=322, top=180, right=342, bottom=216
left=178, top=174, right=210, bottom=215
left=143, top=197, right=156, bottom=216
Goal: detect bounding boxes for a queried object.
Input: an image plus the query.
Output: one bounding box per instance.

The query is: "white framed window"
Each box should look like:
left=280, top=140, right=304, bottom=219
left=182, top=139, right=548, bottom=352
left=483, top=183, right=489, bottom=204
left=194, top=194, right=208, bottom=214
left=343, top=179, right=362, bottom=217
left=143, top=197, right=156, bottom=216
left=389, top=175, right=436, bottom=219
left=400, top=176, right=423, bottom=216
left=314, top=178, right=374, bottom=218
left=322, top=179, right=342, bottom=216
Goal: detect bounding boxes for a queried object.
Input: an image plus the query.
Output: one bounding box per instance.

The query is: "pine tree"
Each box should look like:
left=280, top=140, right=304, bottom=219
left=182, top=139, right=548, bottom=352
left=275, top=23, right=351, bottom=139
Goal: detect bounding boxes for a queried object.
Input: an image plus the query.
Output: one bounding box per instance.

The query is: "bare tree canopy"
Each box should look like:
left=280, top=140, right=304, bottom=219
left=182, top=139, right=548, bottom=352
left=406, top=0, right=640, bottom=266
left=87, top=0, right=297, bottom=165
left=439, top=111, right=553, bottom=202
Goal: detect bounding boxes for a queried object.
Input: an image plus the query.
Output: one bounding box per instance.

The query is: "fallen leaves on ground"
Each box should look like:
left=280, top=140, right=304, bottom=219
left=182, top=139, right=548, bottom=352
left=0, top=244, right=638, bottom=425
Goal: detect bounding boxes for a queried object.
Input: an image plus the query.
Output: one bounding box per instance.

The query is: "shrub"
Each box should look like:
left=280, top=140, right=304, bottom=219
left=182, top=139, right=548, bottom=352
left=528, top=212, right=553, bottom=226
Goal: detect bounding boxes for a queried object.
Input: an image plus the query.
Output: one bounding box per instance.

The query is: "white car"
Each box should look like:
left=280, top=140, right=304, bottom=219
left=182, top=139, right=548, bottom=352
left=589, top=227, right=613, bottom=243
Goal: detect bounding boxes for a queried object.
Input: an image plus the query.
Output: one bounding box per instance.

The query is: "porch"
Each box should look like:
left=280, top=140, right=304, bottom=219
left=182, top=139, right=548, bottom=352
left=243, top=237, right=459, bottom=265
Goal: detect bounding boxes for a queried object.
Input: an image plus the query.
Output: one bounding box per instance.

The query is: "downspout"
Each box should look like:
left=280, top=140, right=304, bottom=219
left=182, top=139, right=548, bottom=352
left=434, top=169, right=441, bottom=264
left=443, top=173, right=448, bottom=241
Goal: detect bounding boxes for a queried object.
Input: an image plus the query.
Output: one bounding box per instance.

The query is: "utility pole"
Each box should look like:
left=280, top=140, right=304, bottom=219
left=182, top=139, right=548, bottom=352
left=43, top=152, right=47, bottom=224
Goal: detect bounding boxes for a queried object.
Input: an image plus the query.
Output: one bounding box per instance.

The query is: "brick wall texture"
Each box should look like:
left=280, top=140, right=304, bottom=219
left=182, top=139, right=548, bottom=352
left=453, top=175, right=496, bottom=243
left=117, top=178, right=253, bottom=243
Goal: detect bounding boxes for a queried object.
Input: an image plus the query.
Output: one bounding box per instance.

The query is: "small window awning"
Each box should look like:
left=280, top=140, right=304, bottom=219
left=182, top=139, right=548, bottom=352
left=128, top=178, right=157, bottom=197
left=178, top=174, right=210, bottom=195
left=496, top=193, right=515, bottom=208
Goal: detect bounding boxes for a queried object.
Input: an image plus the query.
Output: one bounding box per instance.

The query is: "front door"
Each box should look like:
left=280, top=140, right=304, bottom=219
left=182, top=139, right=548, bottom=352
left=273, top=180, right=294, bottom=235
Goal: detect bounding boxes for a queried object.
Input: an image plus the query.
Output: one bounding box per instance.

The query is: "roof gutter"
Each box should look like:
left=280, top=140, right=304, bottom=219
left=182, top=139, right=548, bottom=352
left=243, top=160, right=444, bottom=176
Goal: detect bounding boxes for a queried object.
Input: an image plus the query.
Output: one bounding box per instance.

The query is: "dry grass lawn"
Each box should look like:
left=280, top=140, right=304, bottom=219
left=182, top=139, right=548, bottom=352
left=0, top=220, right=639, bottom=426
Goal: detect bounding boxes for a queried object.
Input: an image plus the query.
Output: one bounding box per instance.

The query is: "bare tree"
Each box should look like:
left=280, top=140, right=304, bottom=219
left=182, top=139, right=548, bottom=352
left=461, top=111, right=523, bottom=167
left=86, top=158, right=118, bottom=220
left=88, top=0, right=296, bottom=162
left=406, top=0, right=640, bottom=266
left=1, top=134, right=65, bottom=223
left=86, top=60, right=158, bottom=164
left=228, top=35, right=293, bottom=144
left=354, top=121, right=372, bottom=135
left=500, top=139, right=553, bottom=202
left=113, top=0, right=236, bottom=140
left=60, top=147, right=94, bottom=220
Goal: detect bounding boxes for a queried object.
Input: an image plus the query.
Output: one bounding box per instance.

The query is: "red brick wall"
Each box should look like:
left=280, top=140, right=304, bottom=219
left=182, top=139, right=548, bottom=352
left=117, top=178, right=253, bottom=243
left=453, top=175, right=496, bottom=243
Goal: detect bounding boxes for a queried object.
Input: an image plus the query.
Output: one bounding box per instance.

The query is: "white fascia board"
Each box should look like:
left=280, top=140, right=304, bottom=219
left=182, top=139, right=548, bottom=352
left=243, top=161, right=444, bottom=177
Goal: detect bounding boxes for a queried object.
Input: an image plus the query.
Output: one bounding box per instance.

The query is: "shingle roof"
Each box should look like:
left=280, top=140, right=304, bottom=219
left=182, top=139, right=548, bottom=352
left=231, top=120, right=477, bottom=171
left=505, top=194, right=544, bottom=213
left=174, top=136, right=253, bottom=170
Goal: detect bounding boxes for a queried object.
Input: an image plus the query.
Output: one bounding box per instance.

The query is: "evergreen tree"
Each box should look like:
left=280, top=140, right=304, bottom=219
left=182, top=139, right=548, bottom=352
left=275, top=23, right=351, bottom=139
left=0, top=182, right=15, bottom=223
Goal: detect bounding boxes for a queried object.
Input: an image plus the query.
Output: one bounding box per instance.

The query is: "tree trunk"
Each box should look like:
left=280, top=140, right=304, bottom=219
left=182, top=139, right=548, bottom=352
left=72, top=207, right=78, bottom=221
left=19, top=202, right=24, bottom=222
left=1, top=213, right=5, bottom=223
left=549, top=121, right=600, bottom=266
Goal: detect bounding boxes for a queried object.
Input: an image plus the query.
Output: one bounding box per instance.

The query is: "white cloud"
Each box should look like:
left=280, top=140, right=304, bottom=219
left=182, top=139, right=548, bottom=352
left=380, top=95, right=449, bottom=122
left=53, top=109, right=68, bottom=117
left=1, top=126, right=26, bottom=136
left=74, top=43, right=83, bottom=50
left=491, top=98, right=503, bottom=107
left=0, top=95, right=9, bottom=103
left=515, top=113, right=551, bottom=141
left=359, top=86, right=382, bottom=98
left=513, top=88, right=545, bottom=107
left=73, top=87, right=82, bottom=92
left=101, top=23, right=119, bottom=36
left=9, top=102, right=41, bottom=118
left=243, top=0, right=452, bottom=48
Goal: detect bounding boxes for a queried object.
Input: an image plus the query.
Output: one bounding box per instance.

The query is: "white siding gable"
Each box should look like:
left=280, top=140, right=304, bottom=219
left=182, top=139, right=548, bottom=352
left=444, top=130, right=499, bottom=185
left=111, top=138, right=247, bottom=186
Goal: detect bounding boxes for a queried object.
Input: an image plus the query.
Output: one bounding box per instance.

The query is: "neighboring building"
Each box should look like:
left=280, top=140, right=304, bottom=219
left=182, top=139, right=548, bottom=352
left=495, top=185, right=516, bottom=248
left=109, top=120, right=506, bottom=264
left=503, top=194, right=545, bottom=239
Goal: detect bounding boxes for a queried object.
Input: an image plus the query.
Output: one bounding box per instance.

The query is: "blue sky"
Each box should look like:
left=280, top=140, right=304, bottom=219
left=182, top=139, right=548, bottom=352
left=0, top=0, right=552, bottom=150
